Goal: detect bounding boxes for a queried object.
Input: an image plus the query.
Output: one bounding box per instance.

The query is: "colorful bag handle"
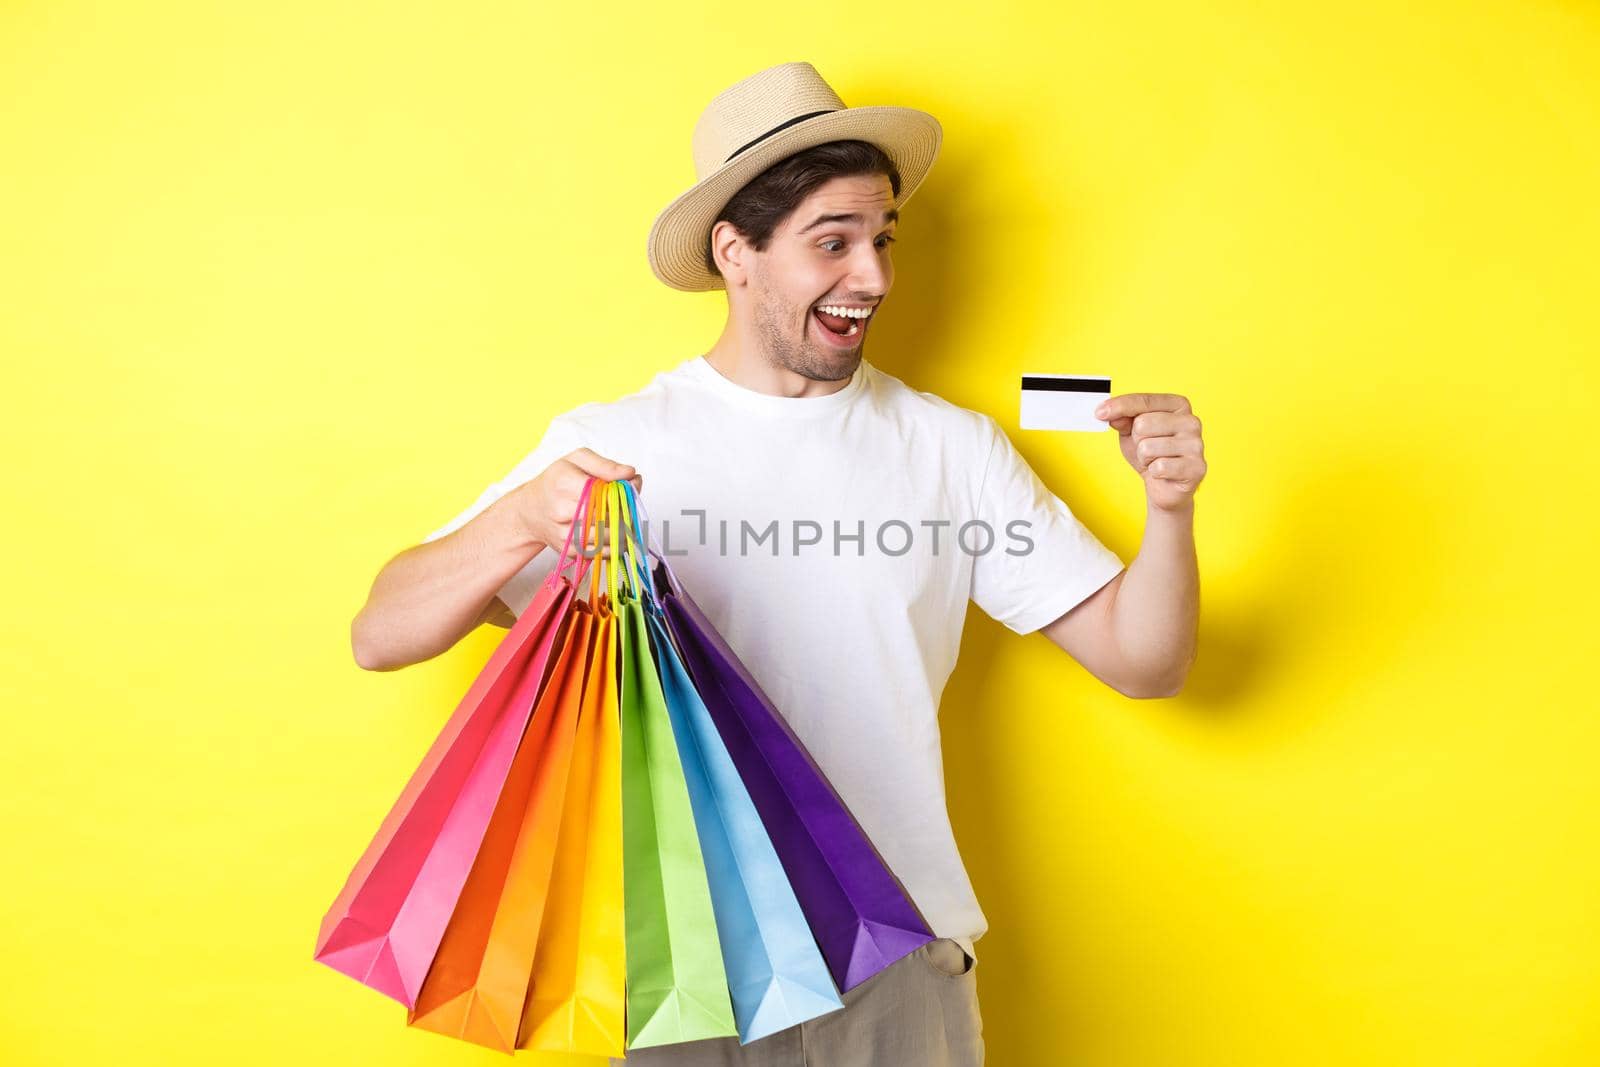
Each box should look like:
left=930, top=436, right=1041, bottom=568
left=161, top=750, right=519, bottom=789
left=585, top=478, right=613, bottom=609
left=616, top=478, right=686, bottom=615
left=613, top=480, right=660, bottom=612
left=583, top=480, right=642, bottom=609
left=562, top=478, right=660, bottom=613
left=606, top=482, right=630, bottom=606
left=546, top=476, right=601, bottom=592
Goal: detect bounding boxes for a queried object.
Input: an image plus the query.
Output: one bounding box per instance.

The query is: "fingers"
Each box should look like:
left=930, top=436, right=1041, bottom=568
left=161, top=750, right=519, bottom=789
left=1146, top=456, right=1206, bottom=485
left=555, top=450, right=644, bottom=505
left=563, top=447, right=640, bottom=485
left=530, top=450, right=645, bottom=561
left=1135, top=434, right=1198, bottom=465
left=1095, top=392, right=1192, bottom=422
left=1128, top=411, right=1198, bottom=438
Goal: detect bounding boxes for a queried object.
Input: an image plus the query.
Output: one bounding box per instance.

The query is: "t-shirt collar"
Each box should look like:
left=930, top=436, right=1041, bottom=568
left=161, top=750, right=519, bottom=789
left=685, top=354, right=869, bottom=416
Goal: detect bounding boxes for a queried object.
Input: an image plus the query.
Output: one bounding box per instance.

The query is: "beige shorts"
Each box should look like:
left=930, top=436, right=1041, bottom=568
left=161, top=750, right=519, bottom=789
left=609, top=938, right=985, bottom=1066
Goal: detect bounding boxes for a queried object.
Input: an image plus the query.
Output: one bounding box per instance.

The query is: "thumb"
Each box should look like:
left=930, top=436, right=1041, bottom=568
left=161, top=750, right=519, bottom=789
left=567, top=448, right=637, bottom=482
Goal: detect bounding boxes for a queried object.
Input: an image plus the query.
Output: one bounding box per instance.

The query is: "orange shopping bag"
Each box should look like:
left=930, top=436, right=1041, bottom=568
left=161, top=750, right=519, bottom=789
left=518, top=484, right=628, bottom=1057
left=405, top=603, right=594, bottom=1050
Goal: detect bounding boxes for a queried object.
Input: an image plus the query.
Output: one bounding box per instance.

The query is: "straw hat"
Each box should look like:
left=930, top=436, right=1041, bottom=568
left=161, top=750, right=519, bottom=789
left=646, top=61, right=943, bottom=292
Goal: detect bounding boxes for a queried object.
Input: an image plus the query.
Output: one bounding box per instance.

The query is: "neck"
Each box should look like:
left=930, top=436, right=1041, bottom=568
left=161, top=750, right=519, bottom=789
left=703, top=318, right=857, bottom=398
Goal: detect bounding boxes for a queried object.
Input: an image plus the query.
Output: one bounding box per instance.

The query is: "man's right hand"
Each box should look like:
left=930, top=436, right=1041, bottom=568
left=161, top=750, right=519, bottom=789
left=506, top=448, right=642, bottom=555
left=351, top=447, right=641, bottom=670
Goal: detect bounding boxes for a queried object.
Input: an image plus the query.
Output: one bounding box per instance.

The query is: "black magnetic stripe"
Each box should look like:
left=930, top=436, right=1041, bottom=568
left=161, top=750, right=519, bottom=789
left=1021, top=376, right=1111, bottom=393
left=724, top=110, right=837, bottom=163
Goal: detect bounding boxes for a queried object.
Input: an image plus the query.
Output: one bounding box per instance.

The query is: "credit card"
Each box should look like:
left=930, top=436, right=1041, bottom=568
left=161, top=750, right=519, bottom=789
left=1020, top=374, right=1112, bottom=431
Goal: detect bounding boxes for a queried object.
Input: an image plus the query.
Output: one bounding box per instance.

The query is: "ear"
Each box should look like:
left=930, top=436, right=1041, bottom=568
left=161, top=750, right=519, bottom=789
left=709, top=219, right=751, bottom=288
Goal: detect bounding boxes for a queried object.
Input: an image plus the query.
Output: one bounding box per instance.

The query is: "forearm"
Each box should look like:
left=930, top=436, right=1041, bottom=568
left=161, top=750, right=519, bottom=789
left=351, top=494, right=546, bottom=671
left=1110, top=500, right=1199, bottom=695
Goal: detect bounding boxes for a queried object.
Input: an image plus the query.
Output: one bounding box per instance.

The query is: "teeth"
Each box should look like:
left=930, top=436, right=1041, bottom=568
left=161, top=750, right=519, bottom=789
left=816, top=305, right=872, bottom=319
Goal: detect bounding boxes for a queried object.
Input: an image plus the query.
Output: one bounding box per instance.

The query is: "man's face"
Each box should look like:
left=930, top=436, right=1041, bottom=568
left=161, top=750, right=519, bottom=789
left=734, top=173, right=898, bottom=383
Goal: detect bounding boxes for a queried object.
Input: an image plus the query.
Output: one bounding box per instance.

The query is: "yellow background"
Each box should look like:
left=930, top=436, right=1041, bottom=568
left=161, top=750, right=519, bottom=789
left=3, top=2, right=1596, bottom=1064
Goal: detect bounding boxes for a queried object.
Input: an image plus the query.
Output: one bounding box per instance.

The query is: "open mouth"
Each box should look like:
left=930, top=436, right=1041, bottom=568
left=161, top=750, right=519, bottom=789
left=811, top=303, right=870, bottom=346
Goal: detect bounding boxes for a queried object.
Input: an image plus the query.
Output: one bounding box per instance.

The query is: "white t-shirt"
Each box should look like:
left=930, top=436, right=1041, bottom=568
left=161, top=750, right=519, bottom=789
left=423, top=354, right=1126, bottom=962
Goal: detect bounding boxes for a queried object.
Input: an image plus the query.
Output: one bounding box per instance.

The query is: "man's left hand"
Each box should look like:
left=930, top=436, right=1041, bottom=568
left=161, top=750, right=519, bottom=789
left=1093, top=393, right=1206, bottom=512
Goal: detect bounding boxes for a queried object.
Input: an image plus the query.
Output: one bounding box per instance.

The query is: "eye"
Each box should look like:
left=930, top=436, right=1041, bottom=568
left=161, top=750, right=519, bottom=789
left=820, top=235, right=897, bottom=253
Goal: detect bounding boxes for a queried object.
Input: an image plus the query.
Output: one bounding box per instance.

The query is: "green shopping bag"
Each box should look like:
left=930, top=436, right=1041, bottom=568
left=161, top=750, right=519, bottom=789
left=608, top=482, right=737, bottom=1050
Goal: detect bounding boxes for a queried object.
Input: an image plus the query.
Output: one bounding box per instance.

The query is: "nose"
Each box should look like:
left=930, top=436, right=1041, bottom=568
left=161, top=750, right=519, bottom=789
left=845, top=240, right=890, bottom=300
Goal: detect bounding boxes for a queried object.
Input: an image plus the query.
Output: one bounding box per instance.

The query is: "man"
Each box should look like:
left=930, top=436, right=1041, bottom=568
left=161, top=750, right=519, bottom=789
left=351, top=60, right=1204, bottom=1066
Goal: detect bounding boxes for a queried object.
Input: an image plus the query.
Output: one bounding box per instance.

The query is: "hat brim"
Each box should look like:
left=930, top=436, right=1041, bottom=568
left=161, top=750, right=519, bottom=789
left=646, top=105, right=942, bottom=292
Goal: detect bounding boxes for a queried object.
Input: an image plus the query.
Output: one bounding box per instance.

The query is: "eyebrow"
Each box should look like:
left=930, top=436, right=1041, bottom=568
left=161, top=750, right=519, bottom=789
left=796, top=208, right=899, bottom=235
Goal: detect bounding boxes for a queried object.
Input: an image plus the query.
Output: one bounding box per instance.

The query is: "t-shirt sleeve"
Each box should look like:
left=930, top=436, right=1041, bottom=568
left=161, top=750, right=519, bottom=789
left=420, top=413, right=589, bottom=617
left=969, top=416, right=1126, bottom=635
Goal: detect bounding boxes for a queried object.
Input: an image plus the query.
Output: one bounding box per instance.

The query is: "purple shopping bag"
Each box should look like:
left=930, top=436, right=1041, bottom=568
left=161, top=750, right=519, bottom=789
left=649, top=552, right=934, bottom=993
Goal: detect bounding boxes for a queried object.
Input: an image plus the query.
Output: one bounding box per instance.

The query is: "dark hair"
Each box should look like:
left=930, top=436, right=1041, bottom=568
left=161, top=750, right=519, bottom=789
left=703, top=139, right=902, bottom=278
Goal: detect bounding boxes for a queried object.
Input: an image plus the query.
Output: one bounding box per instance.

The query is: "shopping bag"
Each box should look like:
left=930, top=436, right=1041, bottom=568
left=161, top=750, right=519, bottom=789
left=616, top=481, right=843, bottom=1042
left=646, top=607, right=846, bottom=1040
left=517, top=491, right=627, bottom=1058
left=650, top=548, right=936, bottom=993
left=314, top=512, right=587, bottom=1007
left=610, top=482, right=738, bottom=1049
left=405, top=598, right=593, bottom=1050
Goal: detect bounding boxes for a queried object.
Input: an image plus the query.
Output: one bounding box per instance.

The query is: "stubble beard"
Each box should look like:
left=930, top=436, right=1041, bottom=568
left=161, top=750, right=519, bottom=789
left=753, top=295, right=862, bottom=383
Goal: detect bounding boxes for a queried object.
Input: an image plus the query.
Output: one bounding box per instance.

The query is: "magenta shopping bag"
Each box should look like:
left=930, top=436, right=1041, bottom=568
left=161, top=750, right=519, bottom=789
left=314, top=490, right=600, bottom=1007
